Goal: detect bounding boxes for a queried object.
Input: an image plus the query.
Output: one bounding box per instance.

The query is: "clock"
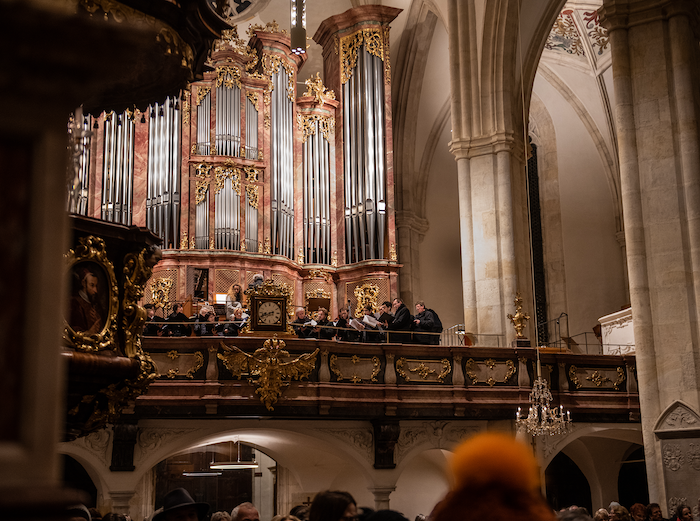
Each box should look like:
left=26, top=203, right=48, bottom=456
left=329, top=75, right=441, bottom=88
left=251, top=296, right=288, bottom=332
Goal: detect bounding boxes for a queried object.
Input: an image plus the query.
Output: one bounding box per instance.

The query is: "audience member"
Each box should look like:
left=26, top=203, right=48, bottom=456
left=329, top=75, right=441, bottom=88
left=88, top=508, right=102, bottom=521
left=271, top=516, right=300, bottom=521
left=376, top=301, right=394, bottom=328
left=672, top=505, right=692, bottom=521
left=194, top=311, right=217, bottom=336
left=211, top=512, right=232, bottom=521
left=611, top=505, right=631, bottom=521
left=312, top=307, right=335, bottom=340
left=289, top=505, right=310, bottom=521
left=231, top=502, right=260, bottom=521
left=309, top=491, right=356, bottom=521
left=102, top=515, right=128, bottom=521
left=647, top=503, right=665, bottom=521
left=358, top=507, right=376, bottom=521
left=166, top=303, right=192, bottom=337
left=292, top=307, right=313, bottom=338
left=365, top=510, right=409, bottom=521
left=226, top=283, right=244, bottom=320
left=152, top=488, right=209, bottom=521
left=594, top=508, right=611, bottom=521
left=334, top=308, right=358, bottom=342
left=66, top=505, right=92, bottom=521
left=557, top=508, right=593, bottom=521
left=630, top=503, right=648, bottom=521
left=358, top=305, right=382, bottom=343
left=413, top=301, right=441, bottom=345
left=387, top=298, right=413, bottom=343
left=143, top=303, right=165, bottom=336
left=429, top=432, right=557, bottom=521
left=221, top=307, right=248, bottom=336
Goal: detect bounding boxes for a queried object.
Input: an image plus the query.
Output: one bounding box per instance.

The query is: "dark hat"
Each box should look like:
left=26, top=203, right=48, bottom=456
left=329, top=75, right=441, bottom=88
left=152, top=489, right=209, bottom=521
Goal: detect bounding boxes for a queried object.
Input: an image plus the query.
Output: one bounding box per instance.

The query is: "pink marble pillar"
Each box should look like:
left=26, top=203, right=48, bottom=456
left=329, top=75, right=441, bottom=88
left=131, top=110, right=148, bottom=227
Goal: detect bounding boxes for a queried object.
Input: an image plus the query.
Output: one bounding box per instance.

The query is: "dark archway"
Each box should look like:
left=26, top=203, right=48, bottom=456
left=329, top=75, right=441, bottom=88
left=62, top=455, right=97, bottom=507
left=618, top=446, right=649, bottom=508
left=545, top=452, right=592, bottom=512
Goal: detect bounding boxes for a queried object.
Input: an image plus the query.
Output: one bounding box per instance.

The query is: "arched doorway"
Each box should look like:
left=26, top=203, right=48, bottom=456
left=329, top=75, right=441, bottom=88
left=63, top=455, right=97, bottom=508
left=618, top=446, right=648, bottom=508
left=545, top=452, right=592, bottom=512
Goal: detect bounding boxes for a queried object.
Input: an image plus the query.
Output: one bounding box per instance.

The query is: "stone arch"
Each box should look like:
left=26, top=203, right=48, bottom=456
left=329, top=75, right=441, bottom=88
left=58, top=442, right=111, bottom=510
left=653, top=401, right=700, bottom=436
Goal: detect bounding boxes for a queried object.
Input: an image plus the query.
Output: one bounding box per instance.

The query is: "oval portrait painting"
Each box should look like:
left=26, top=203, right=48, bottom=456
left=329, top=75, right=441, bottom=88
left=67, top=261, right=109, bottom=335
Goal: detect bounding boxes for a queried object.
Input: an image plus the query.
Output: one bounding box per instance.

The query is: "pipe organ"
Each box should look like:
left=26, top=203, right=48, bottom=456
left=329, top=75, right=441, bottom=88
left=68, top=7, right=402, bottom=318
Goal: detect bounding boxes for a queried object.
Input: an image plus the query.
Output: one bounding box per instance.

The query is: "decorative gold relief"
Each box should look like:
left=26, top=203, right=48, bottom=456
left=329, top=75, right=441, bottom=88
left=243, top=166, right=259, bottom=182
left=195, top=163, right=211, bottom=205
left=389, top=243, right=397, bottom=262
left=258, top=149, right=264, bottom=160
left=298, top=246, right=305, bottom=265
left=214, top=166, right=241, bottom=196
left=210, top=143, right=216, bottom=155
left=246, top=91, right=260, bottom=109
left=354, top=282, right=380, bottom=317
left=308, top=269, right=332, bottom=282
left=180, top=232, right=188, bottom=249
left=330, top=354, right=381, bottom=383
left=613, top=366, right=626, bottom=391
left=464, top=358, right=516, bottom=386
left=191, top=143, right=198, bottom=155
left=246, top=185, right=259, bottom=209
left=247, top=21, right=285, bottom=38
left=218, top=337, right=318, bottom=411
left=240, top=240, right=246, bottom=252
left=569, top=365, right=582, bottom=389
left=167, top=350, right=179, bottom=360
left=264, top=237, right=271, bottom=254
left=384, top=27, right=391, bottom=85
left=303, top=72, right=336, bottom=104
left=586, top=370, right=611, bottom=387
left=340, top=28, right=385, bottom=84
left=297, top=113, right=335, bottom=143
left=396, top=357, right=451, bottom=383
left=507, top=292, right=530, bottom=339
left=122, top=246, right=161, bottom=358
left=151, top=278, right=173, bottom=310
left=64, top=236, right=120, bottom=352
left=218, top=27, right=249, bottom=55
left=209, top=237, right=215, bottom=250
left=331, top=251, right=338, bottom=267
left=306, top=288, right=331, bottom=301
left=216, top=66, right=242, bottom=89
left=182, top=96, right=190, bottom=125
left=196, top=85, right=211, bottom=106
left=190, top=237, right=196, bottom=249
left=187, top=351, right=204, bottom=378
left=261, top=53, right=296, bottom=104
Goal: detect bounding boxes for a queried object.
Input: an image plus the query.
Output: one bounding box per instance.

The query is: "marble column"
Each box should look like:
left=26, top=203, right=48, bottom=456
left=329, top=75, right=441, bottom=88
left=369, top=486, right=395, bottom=511
left=601, top=0, right=700, bottom=513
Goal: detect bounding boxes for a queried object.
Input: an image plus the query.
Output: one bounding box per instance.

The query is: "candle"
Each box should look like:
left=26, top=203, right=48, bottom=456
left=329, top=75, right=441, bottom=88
left=567, top=411, right=571, bottom=421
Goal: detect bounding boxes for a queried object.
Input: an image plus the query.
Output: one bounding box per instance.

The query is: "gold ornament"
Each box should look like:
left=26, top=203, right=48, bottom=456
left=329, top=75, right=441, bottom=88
left=507, top=292, right=530, bottom=339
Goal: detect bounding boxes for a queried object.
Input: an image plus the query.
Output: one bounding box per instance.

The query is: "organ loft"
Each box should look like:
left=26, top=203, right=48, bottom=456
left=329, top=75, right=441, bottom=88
left=68, top=8, right=404, bottom=319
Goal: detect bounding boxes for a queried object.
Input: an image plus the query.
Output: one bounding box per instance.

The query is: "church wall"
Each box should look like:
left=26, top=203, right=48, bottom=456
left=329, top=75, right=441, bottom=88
left=532, top=74, right=626, bottom=341
left=391, top=449, right=451, bottom=521
left=419, top=122, right=463, bottom=328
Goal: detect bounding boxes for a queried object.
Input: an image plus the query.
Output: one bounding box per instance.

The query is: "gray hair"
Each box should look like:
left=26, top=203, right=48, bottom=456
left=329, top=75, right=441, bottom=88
left=231, top=503, right=256, bottom=521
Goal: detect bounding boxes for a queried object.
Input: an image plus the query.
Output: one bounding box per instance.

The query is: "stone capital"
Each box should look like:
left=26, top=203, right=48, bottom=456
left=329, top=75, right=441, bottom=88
left=600, top=0, right=699, bottom=33
left=394, top=211, right=429, bottom=236
left=448, top=131, right=519, bottom=160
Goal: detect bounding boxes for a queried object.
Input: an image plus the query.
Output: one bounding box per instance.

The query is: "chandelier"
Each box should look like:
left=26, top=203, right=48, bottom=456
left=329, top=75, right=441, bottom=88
left=516, top=352, right=572, bottom=436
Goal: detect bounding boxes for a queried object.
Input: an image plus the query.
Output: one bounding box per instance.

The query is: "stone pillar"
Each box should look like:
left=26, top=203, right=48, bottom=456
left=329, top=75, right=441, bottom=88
left=369, top=487, right=396, bottom=511
left=601, top=0, right=700, bottom=512
left=395, top=210, right=429, bottom=305
left=110, top=491, right=135, bottom=516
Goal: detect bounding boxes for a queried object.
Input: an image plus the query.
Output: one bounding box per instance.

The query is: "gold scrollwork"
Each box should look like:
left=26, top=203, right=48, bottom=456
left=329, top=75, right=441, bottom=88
left=151, top=278, right=173, bottom=310
left=247, top=21, right=285, bottom=38
left=167, top=350, right=179, bottom=360
left=218, top=27, right=249, bottom=55
left=613, top=366, right=626, bottom=391
left=586, top=370, right=611, bottom=387
left=507, top=292, right=530, bottom=339
left=243, top=166, right=259, bottom=183
left=209, top=237, right=215, bottom=250
left=331, top=251, right=338, bottom=267
left=261, top=53, right=296, bottom=105
left=340, top=28, right=385, bottom=84
left=297, top=113, right=335, bottom=143
left=263, top=237, right=271, bottom=254
left=354, top=282, right=380, bottom=317
left=303, top=72, right=336, bottom=104
left=180, top=232, right=188, bottom=249
left=569, top=365, right=582, bottom=389
left=187, top=351, right=204, bottom=378
left=182, top=96, right=190, bottom=125
left=122, top=246, right=162, bottom=358
left=329, top=354, right=381, bottom=383
left=195, top=163, right=211, bottom=205
left=306, top=288, right=331, bottom=301
left=389, top=243, right=397, bottom=262
left=464, top=358, right=516, bottom=386
left=308, top=269, right=332, bottom=282
left=246, top=91, right=259, bottom=109
left=246, top=185, right=259, bottom=209
left=214, top=166, right=241, bottom=196
left=191, top=143, right=198, bottom=155
left=64, top=236, right=120, bottom=352
left=196, top=85, right=211, bottom=106
left=216, top=65, right=242, bottom=90
left=396, top=358, right=451, bottom=383
left=218, top=338, right=318, bottom=411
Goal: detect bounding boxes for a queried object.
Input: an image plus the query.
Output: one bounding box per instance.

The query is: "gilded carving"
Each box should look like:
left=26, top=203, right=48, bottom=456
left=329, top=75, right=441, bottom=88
left=297, top=113, right=335, bottom=143
left=297, top=246, right=305, bottom=265
left=191, top=143, right=198, bottom=155
left=243, top=166, right=259, bottom=183
left=613, top=366, right=626, bottom=391
left=209, top=237, right=215, bottom=250
left=187, top=351, right=204, bottom=378
left=396, top=358, right=451, bottom=383
left=217, top=65, right=242, bottom=89
left=246, top=185, right=259, bottom=209
left=190, top=237, right=196, bottom=249
left=303, top=72, right=336, bottom=104
left=180, top=232, right=188, bottom=249
left=340, top=28, right=385, bottom=84
left=196, top=85, right=211, bottom=106
left=569, top=365, right=582, bottom=389
left=354, top=282, right=380, bottom=317
left=247, top=21, right=285, bottom=38
left=151, top=278, right=172, bottom=310
left=195, top=163, right=211, bottom=205
left=122, top=247, right=161, bottom=358
left=464, top=359, right=516, bottom=386
left=218, top=338, right=318, bottom=411
left=261, top=53, right=296, bottom=104
left=306, top=288, right=331, bottom=301
left=308, top=269, right=332, bottom=283
left=507, top=292, right=530, bottom=339
left=214, top=166, right=241, bottom=196
left=64, top=236, right=120, bottom=352
left=586, top=370, right=610, bottom=387
left=263, top=237, right=271, bottom=255
left=663, top=444, right=684, bottom=471
left=246, top=91, right=260, bottom=109
left=331, top=251, right=338, bottom=267
left=329, top=354, right=380, bottom=384
left=182, top=96, right=190, bottom=125
left=389, top=243, right=397, bottom=262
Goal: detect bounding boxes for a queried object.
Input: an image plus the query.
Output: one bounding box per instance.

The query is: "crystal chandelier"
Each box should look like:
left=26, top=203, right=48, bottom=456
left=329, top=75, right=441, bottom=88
left=516, top=352, right=572, bottom=436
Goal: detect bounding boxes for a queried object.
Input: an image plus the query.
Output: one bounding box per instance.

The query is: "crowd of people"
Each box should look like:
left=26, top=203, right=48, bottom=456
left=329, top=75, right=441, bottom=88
left=559, top=502, right=695, bottom=521
left=142, top=290, right=444, bottom=345
left=291, top=298, right=443, bottom=345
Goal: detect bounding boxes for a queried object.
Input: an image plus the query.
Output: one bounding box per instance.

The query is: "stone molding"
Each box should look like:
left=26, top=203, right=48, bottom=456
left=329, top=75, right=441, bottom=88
left=654, top=401, right=700, bottom=438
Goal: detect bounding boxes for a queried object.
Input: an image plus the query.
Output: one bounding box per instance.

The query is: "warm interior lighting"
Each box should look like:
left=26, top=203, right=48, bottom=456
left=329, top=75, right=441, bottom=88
left=209, top=440, right=258, bottom=470
left=290, top=0, right=306, bottom=55
left=215, top=293, right=228, bottom=304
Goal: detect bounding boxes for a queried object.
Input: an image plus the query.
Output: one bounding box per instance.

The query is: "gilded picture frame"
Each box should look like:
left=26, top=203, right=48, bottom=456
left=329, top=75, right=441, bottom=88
left=63, top=236, right=119, bottom=352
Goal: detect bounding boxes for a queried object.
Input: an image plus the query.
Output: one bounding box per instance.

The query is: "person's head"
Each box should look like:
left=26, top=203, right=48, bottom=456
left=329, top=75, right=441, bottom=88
left=365, top=510, right=408, bottom=521
left=231, top=502, right=260, bottom=521
left=611, top=505, right=631, bottom=521
left=206, top=312, right=215, bottom=322
left=557, top=508, right=593, bottom=521
left=415, top=301, right=425, bottom=314
left=66, top=505, right=91, bottom=521
left=630, top=504, right=646, bottom=521
left=317, top=307, right=328, bottom=321
left=145, top=303, right=155, bottom=318
left=339, top=309, right=348, bottom=320
left=271, top=516, right=301, bottom=521
left=381, top=301, right=392, bottom=312
left=234, top=307, right=243, bottom=319
left=392, top=298, right=402, bottom=311
left=675, top=505, right=692, bottom=521
left=295, top=307, right=306, bottom=320
left=309, top=491, right=357, bottom=521
left=647, top=504, right=663, bottom=521
left=290, top=505, right=310, bottom=521
left=363, top=305, right=373, bottom=316
left=594, top=509, right=611, bottom=521
left=211, top=512, right=232, bottom=521
left=152, top=489, right=209, bottom=521
left=172, top=303, right=183, bottom=314
left=82, top=272, right=99, bottom=299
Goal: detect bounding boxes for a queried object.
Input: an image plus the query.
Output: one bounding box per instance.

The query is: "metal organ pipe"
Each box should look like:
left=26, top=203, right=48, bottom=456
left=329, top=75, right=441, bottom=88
left=102, top=110, right=134, bottom=225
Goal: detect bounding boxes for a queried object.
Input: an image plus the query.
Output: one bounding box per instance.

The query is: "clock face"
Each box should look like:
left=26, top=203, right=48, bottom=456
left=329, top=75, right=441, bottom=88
left=258, top=300, right=282, bottom=325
